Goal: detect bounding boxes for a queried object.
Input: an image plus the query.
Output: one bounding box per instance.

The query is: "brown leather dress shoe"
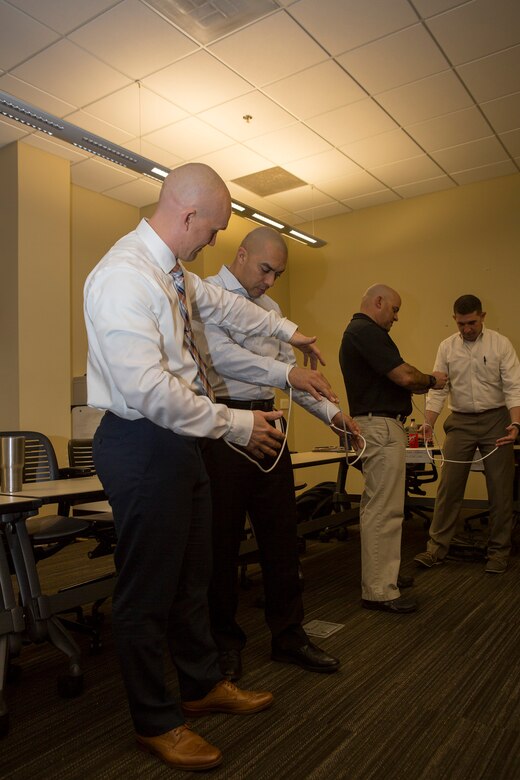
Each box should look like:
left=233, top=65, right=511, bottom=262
left=182, top=679, right=273, bottom=718
left=136, top=724, right=222, bottom=770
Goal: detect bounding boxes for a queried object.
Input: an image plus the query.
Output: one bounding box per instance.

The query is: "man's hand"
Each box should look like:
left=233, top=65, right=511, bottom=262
left=431, top=371, right=448, bottom=389
left=496, top=424, right=520, bottom=447
left=288, top=330, right=325, bottom=370
left=288, top=367, right=339, bottom=403
left=245, top=410, right=285, bottom=459
left=330, top=412, right=363, bottom=450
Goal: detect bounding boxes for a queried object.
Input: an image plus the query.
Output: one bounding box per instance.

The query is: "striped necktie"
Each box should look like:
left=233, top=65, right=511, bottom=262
left=171, top=263, right=215, bottom=402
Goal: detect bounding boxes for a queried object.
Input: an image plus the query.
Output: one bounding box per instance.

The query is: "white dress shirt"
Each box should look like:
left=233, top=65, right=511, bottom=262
left=197, top=265, right=339, bottom=425
left=84, top=220, right=298, bottom=445
left=426, top=327, right=520, bottom=415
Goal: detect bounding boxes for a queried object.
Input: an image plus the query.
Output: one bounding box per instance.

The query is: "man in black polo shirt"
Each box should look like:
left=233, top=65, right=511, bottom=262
left=339, top=284, right=447, bottom=613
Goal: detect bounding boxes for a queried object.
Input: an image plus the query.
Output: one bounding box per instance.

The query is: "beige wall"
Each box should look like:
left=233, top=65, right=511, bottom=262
left=71, top=186, right=139, bottom=378
left=288, top=172, right=520, bottom=495
left=2, top=139, right=518, bottom=498
left=0, top=143, right=71, bottom=462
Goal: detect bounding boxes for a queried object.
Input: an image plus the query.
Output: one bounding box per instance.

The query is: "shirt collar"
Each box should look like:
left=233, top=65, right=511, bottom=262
left=457, top=325, right=486, bottom=343
left=136, top=218, right=178, bottom=274
left=217, top=264, right=249, bottom=298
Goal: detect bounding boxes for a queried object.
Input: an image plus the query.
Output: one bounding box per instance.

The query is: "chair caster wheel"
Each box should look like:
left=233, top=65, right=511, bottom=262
left=57, top=672, right=84, bottom=698
left=0, top=711, right=9, bottom=738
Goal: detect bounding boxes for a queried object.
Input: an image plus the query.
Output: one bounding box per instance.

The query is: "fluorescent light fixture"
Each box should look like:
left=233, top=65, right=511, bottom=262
left=289, top=229, right=318, bottom=245
left=251, top=212, right=285, bottom=229
left=0, top=88, right=326, bottom=248
left=151, top=166, right=169, bottom=178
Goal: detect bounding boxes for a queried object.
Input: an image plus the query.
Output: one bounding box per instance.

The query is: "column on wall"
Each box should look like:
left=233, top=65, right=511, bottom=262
left=0, top=141, right=71, bottom=461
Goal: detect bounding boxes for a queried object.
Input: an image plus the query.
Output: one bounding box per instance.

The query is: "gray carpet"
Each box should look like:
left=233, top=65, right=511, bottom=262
left=1, top=515, right=519, bottom=780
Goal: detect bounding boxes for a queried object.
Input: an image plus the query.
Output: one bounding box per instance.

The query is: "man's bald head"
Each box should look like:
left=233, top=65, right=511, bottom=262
left=360, top=284, right=401, bottom=332
left=150, top=163, right=231, bottom=262
left=230, top=226, right=288, bottom=299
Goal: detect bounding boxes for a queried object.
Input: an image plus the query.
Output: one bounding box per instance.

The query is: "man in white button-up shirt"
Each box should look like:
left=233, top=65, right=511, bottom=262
left=414, top=295, right=520, bottom=574
left=84, top=164, right=336, bottom=771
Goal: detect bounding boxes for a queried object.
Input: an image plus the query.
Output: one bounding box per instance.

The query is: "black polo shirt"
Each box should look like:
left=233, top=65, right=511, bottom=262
left=339, top=313, right=412, bottom=418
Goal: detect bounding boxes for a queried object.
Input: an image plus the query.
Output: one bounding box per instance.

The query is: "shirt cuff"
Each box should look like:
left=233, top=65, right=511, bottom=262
left=222, top=408, right=253, bottom=447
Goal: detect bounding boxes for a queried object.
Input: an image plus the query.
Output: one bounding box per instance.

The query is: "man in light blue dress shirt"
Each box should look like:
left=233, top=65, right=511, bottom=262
left=198, top=227, right=361, bottom=681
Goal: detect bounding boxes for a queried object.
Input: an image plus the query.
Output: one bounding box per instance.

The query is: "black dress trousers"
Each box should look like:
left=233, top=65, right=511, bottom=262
left=93, top=412, right=222, bottom=736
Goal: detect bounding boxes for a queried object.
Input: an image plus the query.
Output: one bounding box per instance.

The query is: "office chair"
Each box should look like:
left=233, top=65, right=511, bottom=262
left=68, top=439, right=114, bottom=560
left=0, top=431, right=90, bottom=559
left=404, top=461, right=438, bottom=526
left=0, top=431, right=115, bottom=696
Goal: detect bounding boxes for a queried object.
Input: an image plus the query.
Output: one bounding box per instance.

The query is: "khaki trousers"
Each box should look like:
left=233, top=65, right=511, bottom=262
left=427, top=407, right=515, bottom=561
left=355, top=416, right=407, bottom=601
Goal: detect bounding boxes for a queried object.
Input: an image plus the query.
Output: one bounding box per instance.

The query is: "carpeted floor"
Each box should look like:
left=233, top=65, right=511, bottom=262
left=1, top=514, right=519, bottom=780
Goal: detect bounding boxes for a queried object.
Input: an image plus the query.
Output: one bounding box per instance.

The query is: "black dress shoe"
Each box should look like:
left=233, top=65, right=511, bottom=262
left=218, top=649, right=242, bottom=681
left=362, top=595, right=418, bottom=613
left=397, top=573, right=414, bottom=588
left=271, top=641, right=340, bottom=673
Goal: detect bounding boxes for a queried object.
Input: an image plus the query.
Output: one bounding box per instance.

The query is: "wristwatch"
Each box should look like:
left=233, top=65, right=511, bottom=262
left=427, top=374, right=437, bottom=389
left=510, top=422, right=520, bottom=433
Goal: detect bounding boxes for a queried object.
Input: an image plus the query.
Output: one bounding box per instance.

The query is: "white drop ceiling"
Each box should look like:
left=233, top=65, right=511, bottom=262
left=0, top=0, right=519, bottom=221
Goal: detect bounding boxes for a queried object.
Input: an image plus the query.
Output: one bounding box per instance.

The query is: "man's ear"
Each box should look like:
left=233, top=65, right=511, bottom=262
left=183, top=210, right=196, bottom=231
left=481, top=311, right=487, bottom=322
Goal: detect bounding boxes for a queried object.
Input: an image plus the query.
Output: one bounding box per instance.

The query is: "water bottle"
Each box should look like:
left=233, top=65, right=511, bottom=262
left=407, top=418, right=419, bottom=448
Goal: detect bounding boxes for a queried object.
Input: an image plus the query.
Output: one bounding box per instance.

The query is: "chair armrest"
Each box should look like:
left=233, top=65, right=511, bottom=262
left=58, top=466, right=95, bottom=479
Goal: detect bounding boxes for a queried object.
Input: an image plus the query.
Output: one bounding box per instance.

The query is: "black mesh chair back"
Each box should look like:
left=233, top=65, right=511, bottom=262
left=68, top=439, right=95, bottom=475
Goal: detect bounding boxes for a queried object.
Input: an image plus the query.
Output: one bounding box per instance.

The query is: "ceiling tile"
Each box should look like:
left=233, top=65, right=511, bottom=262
left=426, top=0, right=520, bottom=65
left=0, top=74, right=76, bottom=117
left=307, top=98, right=397, bottom=146
left=376, top=70, right=474, bottom=125
left=342, top=189, right=400, bottom=210
left=0, top=114, right=29, bottom=144
left=84, top=84, right=187, bottom=138
left=480, top=92, right=520, bottom=133
left=245, top=123, right=332, bottom=163
left=499, top=128, right=520, bottom=157
left=142, top=51, right=251, bottom=114
left=196, top=144, right=272, bottom=181
left=289, top=0, right=417, bottom=55
left=451, top=160, right=517, bottom=185
left=21, top=131, right=88, bottom=162
left=64, top=109, right=134, bottom=146
left=8, top=0, right=119, bottom=34
left=393, top=175, right=456, bottom=198
left=269, top=185, right=334, bottom=211
left=370, top=155, right=445, bottom=187
left=103, top=177, right=162, bottom=208
left=12, top=40, right=131, bottom=107
left=0, top=1, right=58, bottom=70
left=340, top=129, right=425, bottom=168
left=284, top=149, right=360, bottom=182
left=337, top=24, right=449, bottom=94
left=122, top=137, right=183, bottom=169
left=199, top=92, right=295, bottom=142
left=405, top=106, right=494, bottom=151
left=144, top=117, right=234, bottom=159
left=71, top=157, right=138, bottom=190
left=296, top=201, right=351, bottom=220
left=431, top=136, right=509, bottom=173
left=318, top=170, right=387, bottom=200
left=69, top=0, right=197, bottom=80
left=457, top=45, right=520, bottom=103
left=264, top=60, right=366, bottom=120
left=412, top=0, right=470, bottom=16
left=208, top=12, right=326, bottom=86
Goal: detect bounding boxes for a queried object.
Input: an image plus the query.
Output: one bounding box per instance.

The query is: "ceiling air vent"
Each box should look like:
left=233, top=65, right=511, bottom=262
left=232, top=166, right=307, bottom=197
left=143, top=0, right=279, bottom=43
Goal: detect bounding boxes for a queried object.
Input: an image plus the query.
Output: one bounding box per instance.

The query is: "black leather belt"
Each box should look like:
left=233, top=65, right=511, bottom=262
left=358, top=412, right=408, bottom=423
left=216, top=397, right=275, bottom=411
